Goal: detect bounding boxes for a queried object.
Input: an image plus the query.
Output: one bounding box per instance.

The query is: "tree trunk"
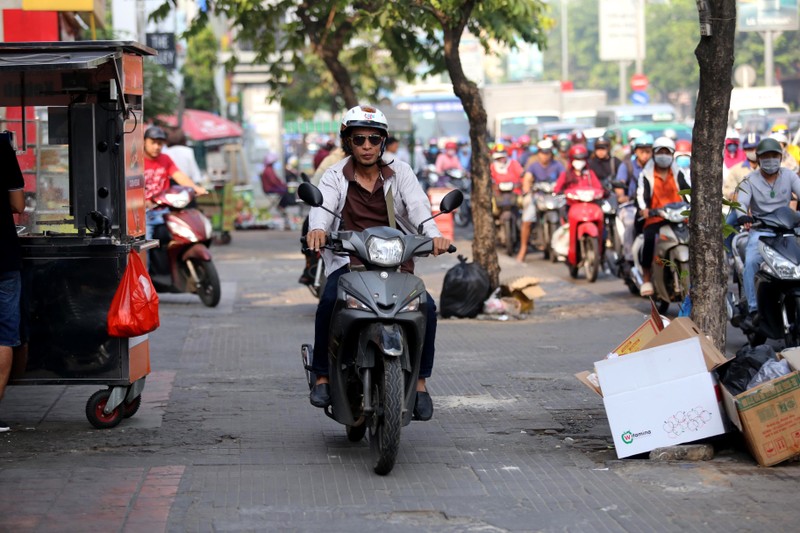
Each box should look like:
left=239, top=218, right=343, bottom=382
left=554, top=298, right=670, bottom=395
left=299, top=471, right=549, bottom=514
left=319, top=49, right=359, bottom=109
left=690, top=0, right=737, bottom=350
left=442, top=28, right=500, bottom=287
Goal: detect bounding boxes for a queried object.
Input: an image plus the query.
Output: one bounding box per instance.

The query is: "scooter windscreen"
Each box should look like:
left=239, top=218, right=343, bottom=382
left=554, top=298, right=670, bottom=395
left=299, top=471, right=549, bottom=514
left=757, top=206, right=800, bottom=231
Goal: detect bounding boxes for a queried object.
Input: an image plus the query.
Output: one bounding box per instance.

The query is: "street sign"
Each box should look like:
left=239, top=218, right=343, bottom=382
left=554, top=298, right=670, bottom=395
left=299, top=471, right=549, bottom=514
left=599, top=0, right=645, bottom=62
left=630, top=73, right=649, bottom=92
left=734, top=64, right=757, bottom=88
left=631, top=91, right=650, bottom=105
left=146, top=32, right=176, bottom=69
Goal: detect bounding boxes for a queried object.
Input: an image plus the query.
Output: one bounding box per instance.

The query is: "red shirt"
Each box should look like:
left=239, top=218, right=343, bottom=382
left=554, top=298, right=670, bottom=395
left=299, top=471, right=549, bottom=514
left=554, top=168, right=603, bottom=198
left=490, top=159, right=524, bottom=190
left=144, top=153, right=179, bottom=200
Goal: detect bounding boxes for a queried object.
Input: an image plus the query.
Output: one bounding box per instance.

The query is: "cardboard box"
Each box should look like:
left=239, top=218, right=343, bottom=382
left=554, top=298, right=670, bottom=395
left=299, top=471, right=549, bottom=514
left=595, top=337, right=727, bottom=458
left=611, top=302, right=664, bottom=355
left=721, top=349, right=800, bottom=466
left=642, top=317, right=731, bottom=371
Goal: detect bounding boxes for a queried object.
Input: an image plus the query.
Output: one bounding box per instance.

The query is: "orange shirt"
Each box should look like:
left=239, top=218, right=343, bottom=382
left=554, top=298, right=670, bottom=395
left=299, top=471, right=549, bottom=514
left=646, top=168, right=681, bottom=226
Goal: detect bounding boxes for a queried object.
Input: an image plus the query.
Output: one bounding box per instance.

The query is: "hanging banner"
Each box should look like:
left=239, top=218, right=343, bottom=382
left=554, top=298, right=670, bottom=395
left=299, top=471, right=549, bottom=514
left=737, top=0, right=800, bottom=31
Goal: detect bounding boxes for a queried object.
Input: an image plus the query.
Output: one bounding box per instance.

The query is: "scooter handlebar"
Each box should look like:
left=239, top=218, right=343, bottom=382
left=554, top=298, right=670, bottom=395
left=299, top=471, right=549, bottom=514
left=447, top=244, right=457, bottom=253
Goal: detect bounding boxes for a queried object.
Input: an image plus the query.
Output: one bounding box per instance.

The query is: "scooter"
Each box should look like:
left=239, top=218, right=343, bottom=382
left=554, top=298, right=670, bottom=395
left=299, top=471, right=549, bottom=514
left=493, top=181, right=521, bottom=257
left=627, top=201, right=691, bottom=313
left=532, top=181, right=566, bottom=261
left=149, top=186, right=221, bottom=307
left=298, top=182, right=461, bottom=476
left=727, top=207, right=800, bottom=347
left=562, top=186, right=605, bottom=282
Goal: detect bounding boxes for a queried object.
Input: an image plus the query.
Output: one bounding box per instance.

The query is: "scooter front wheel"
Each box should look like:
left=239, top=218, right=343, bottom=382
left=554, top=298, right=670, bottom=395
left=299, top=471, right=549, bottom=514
left=193, top=260, right=221, bottom=307
left=369, top=357, right=403, bottom=475
left=583, top=237, right=600, bottom=283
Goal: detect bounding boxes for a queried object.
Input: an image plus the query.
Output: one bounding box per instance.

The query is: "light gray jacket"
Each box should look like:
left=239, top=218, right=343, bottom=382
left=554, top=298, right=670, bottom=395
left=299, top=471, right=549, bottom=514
left=309, top=156, right=442, bottom=273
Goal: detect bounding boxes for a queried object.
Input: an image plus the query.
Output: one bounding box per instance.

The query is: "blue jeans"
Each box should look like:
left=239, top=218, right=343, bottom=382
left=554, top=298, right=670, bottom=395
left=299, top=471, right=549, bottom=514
left=313, top=266, right=437, bottom=379
left=744, top=230, right=773, bottom=313
left=0, top=270, right=21, bottom=347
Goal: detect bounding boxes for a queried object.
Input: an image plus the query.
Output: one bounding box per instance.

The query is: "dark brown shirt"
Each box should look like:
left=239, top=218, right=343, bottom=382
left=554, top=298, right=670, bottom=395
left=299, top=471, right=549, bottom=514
left=341, top=158, right=414, bottom=272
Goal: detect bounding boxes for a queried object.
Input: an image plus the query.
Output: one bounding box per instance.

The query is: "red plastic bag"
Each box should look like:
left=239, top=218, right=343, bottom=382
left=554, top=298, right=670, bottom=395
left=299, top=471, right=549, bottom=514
left=107, top=251, right=160, bottom=337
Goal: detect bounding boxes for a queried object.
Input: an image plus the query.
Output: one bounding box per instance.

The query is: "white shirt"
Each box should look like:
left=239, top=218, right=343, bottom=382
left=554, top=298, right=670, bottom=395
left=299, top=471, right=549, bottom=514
left=162, top=145, right=203, bottom=183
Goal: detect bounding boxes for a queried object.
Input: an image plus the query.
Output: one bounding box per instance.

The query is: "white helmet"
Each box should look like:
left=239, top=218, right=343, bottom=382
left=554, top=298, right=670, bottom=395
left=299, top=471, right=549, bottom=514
left=653, top=136, right=676, bottom=153
left=770, top=132, right=789, bottom=146
left=536, top=138, right=554, bottom=151
left=340, top=105, right=389, bottom=137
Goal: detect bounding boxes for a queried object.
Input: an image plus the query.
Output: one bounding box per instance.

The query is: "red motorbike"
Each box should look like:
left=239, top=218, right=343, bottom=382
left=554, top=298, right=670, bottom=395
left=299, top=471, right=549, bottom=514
left=149, top=186, right=221, bottom=307
left=564, top=186, right=605, bottom=282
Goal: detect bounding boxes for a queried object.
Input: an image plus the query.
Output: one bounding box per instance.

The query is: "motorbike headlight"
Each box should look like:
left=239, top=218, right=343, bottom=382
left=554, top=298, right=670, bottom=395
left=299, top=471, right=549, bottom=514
left=498, top=181, right=515, bottom=192
left=166, top=218, right=199, bottom=242
left=577, top=190, right=596, bottom=202
left=366, top=236, right=404, bottom=266
left=759, top=241, right=800, bottom=279
left=601, top=200, right=614, bottom=214
left=163, top=189, right=192, bottom=208
left=345, top=292, right=371, bottom=310
left=664, top=209, right=686, bottom=223
left=399, top=295, right=421, bottom=313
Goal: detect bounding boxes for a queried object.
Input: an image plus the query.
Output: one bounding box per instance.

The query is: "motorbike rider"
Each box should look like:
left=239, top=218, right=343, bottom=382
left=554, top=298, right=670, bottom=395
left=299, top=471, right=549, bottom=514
left=636, top=136, right=691, bottom=297
left=723, top=135, right=745, bottom=170
left=616, top=134, right=654, bottom=201
left=305, top=105, right=451, bottom=420
left=554, top=144, right=604, bottom=199
left=771, top=123, right=800, bottom=168
left=724, top=133, right=759, bottom=201
left=143, top=126, right=207, bottom=242
left=523, top=139, right=565, bottom=184
left=555, top=135, right=572, bottom=166
left=587, top=135, right=623, bottom=189
left=769, top=131, right=800, bottom=173
left=435, top=141, right=463, bottom=175
left=736, top=137, right=800, bottom=331
left=490, top=145, right=524, bottom=190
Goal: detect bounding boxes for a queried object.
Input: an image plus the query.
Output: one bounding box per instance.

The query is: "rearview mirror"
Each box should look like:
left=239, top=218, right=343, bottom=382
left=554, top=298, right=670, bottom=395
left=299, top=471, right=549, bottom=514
left=298, top=182, right=323, bottom=207
left=438, top=189, right=464, bottom=213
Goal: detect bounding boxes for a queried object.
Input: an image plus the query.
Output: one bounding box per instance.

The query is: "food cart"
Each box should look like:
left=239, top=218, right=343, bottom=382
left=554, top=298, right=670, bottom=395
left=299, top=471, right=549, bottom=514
left=1, top=41, right=157, bottom=429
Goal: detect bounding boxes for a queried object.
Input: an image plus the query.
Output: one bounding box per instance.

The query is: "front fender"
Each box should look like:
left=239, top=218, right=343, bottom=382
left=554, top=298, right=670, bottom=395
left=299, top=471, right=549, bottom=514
left=672, top=244, right=690, bottom=263
left=577, top=222, right=599, bottom=238
left=182, top=244, right=212, bottom=262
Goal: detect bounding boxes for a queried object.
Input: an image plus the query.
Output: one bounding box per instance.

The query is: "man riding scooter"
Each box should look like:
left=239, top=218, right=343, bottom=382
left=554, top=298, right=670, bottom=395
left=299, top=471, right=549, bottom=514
left=736, top=138, right=800, bottom=331
left=305, top=105, right=450, bottom=420
left=635, top=137, right=691, bottom=297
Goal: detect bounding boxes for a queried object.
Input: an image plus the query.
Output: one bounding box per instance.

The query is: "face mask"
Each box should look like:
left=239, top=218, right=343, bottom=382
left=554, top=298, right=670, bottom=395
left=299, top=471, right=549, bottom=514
left=726, top=144, right=738, bottom=155
left=529, top=146, right=538, bottom=154
left=572, top=160, right=586, bottom=171
left=654, top=154, right=673, bottom=168
left=759, top=157, right=781, bottom=175
left=745, top=149, right=757, bottom=162
left=676, top=155, right=690, bottom=169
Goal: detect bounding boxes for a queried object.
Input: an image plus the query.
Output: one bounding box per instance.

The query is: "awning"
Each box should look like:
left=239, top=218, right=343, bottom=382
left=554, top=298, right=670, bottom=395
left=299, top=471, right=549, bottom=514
left=158, top=109, right=244, bottom=142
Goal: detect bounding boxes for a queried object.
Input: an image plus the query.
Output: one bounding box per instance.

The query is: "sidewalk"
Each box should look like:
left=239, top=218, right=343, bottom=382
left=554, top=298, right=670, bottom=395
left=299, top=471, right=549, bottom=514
left=1, top=229, right=798, bottom=532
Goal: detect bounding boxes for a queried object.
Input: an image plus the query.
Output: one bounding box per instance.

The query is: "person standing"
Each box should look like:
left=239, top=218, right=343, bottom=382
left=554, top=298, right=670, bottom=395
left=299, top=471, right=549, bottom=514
left=0, top=138, right=25, bottom=432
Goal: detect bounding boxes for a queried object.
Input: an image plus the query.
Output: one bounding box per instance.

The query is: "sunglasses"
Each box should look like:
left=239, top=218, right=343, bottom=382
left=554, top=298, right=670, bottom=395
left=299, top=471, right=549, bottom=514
left=351, top=134, right=384, bottom=147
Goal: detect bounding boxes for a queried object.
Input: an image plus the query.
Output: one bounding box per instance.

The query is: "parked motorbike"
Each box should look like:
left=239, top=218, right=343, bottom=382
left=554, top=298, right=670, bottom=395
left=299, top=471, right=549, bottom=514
left=532, top=181, right=566, bottom=261
left=149, top=186, right=221, bottom=307
left=627, top=201, right=690, bottom=313
left=561, top=187, right=605, bottom=282
left=493, top=181, right=521, bottom=256
left=298, top=182, right=461, bottom=475
left=727, top=207, right=800, bottom=347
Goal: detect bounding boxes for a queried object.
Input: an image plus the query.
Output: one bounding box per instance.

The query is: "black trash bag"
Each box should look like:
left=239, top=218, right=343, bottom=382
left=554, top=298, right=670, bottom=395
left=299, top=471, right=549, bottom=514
left=440, top=255, right=491, bottom=318
left=718, top=344, right=776, bottom=395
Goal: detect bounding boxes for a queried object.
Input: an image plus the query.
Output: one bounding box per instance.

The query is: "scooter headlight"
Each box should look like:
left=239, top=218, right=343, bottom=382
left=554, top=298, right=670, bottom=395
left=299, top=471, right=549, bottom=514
left=345, top=292, right=371, bottom=310
left=163, top=189, right=192, bottom=209
left=663, top=207, right=687, bottom=223
left=366, top=236, right=404, bottom=266
left=498, top=181, right=515, bottom=192
left=166, top=218, right=199, bottom=242
left=759, top=241, right=800, bottom=279
left=399, top=295, right=421, bottom=313
left=601, top=200, right=615, bottom=214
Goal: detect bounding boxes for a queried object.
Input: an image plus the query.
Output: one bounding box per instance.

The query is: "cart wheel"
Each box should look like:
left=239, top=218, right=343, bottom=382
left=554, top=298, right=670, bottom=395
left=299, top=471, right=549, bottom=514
left=123, top=395, right=142, bottom=419
left=85, top=389, right=123, bottom=429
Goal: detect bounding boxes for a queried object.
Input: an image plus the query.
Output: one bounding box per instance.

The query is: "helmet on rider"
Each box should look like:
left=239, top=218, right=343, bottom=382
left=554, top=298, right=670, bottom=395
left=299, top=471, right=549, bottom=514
left=771, top=123, right=790, bottom=136
left=742, top=132, right=761, bottom=150
left=556, top=135, right=572, bottom=154
left=517, top=134, right=531, bottom=145
left=653, top=136, right=676, bottom=154
left=445, top=141, right=458, bottom=151
left=632, top=134, right=654, bottom=149
left=568, top=144, right=589, bottom=171
left=570, top=131, right=586, bottom=145
left=340, top=105, right=389, bottom=157
left=769, top=131, right=789, bottom=149
left=756, top=137, right=783, bottom=156
left=594, top=135, right=612, bottom=151
left=537, top=138, right=554, bottom=152
left=674, top=139, right=692, bottom=154
left=144, top=125, right=168, bottom=141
